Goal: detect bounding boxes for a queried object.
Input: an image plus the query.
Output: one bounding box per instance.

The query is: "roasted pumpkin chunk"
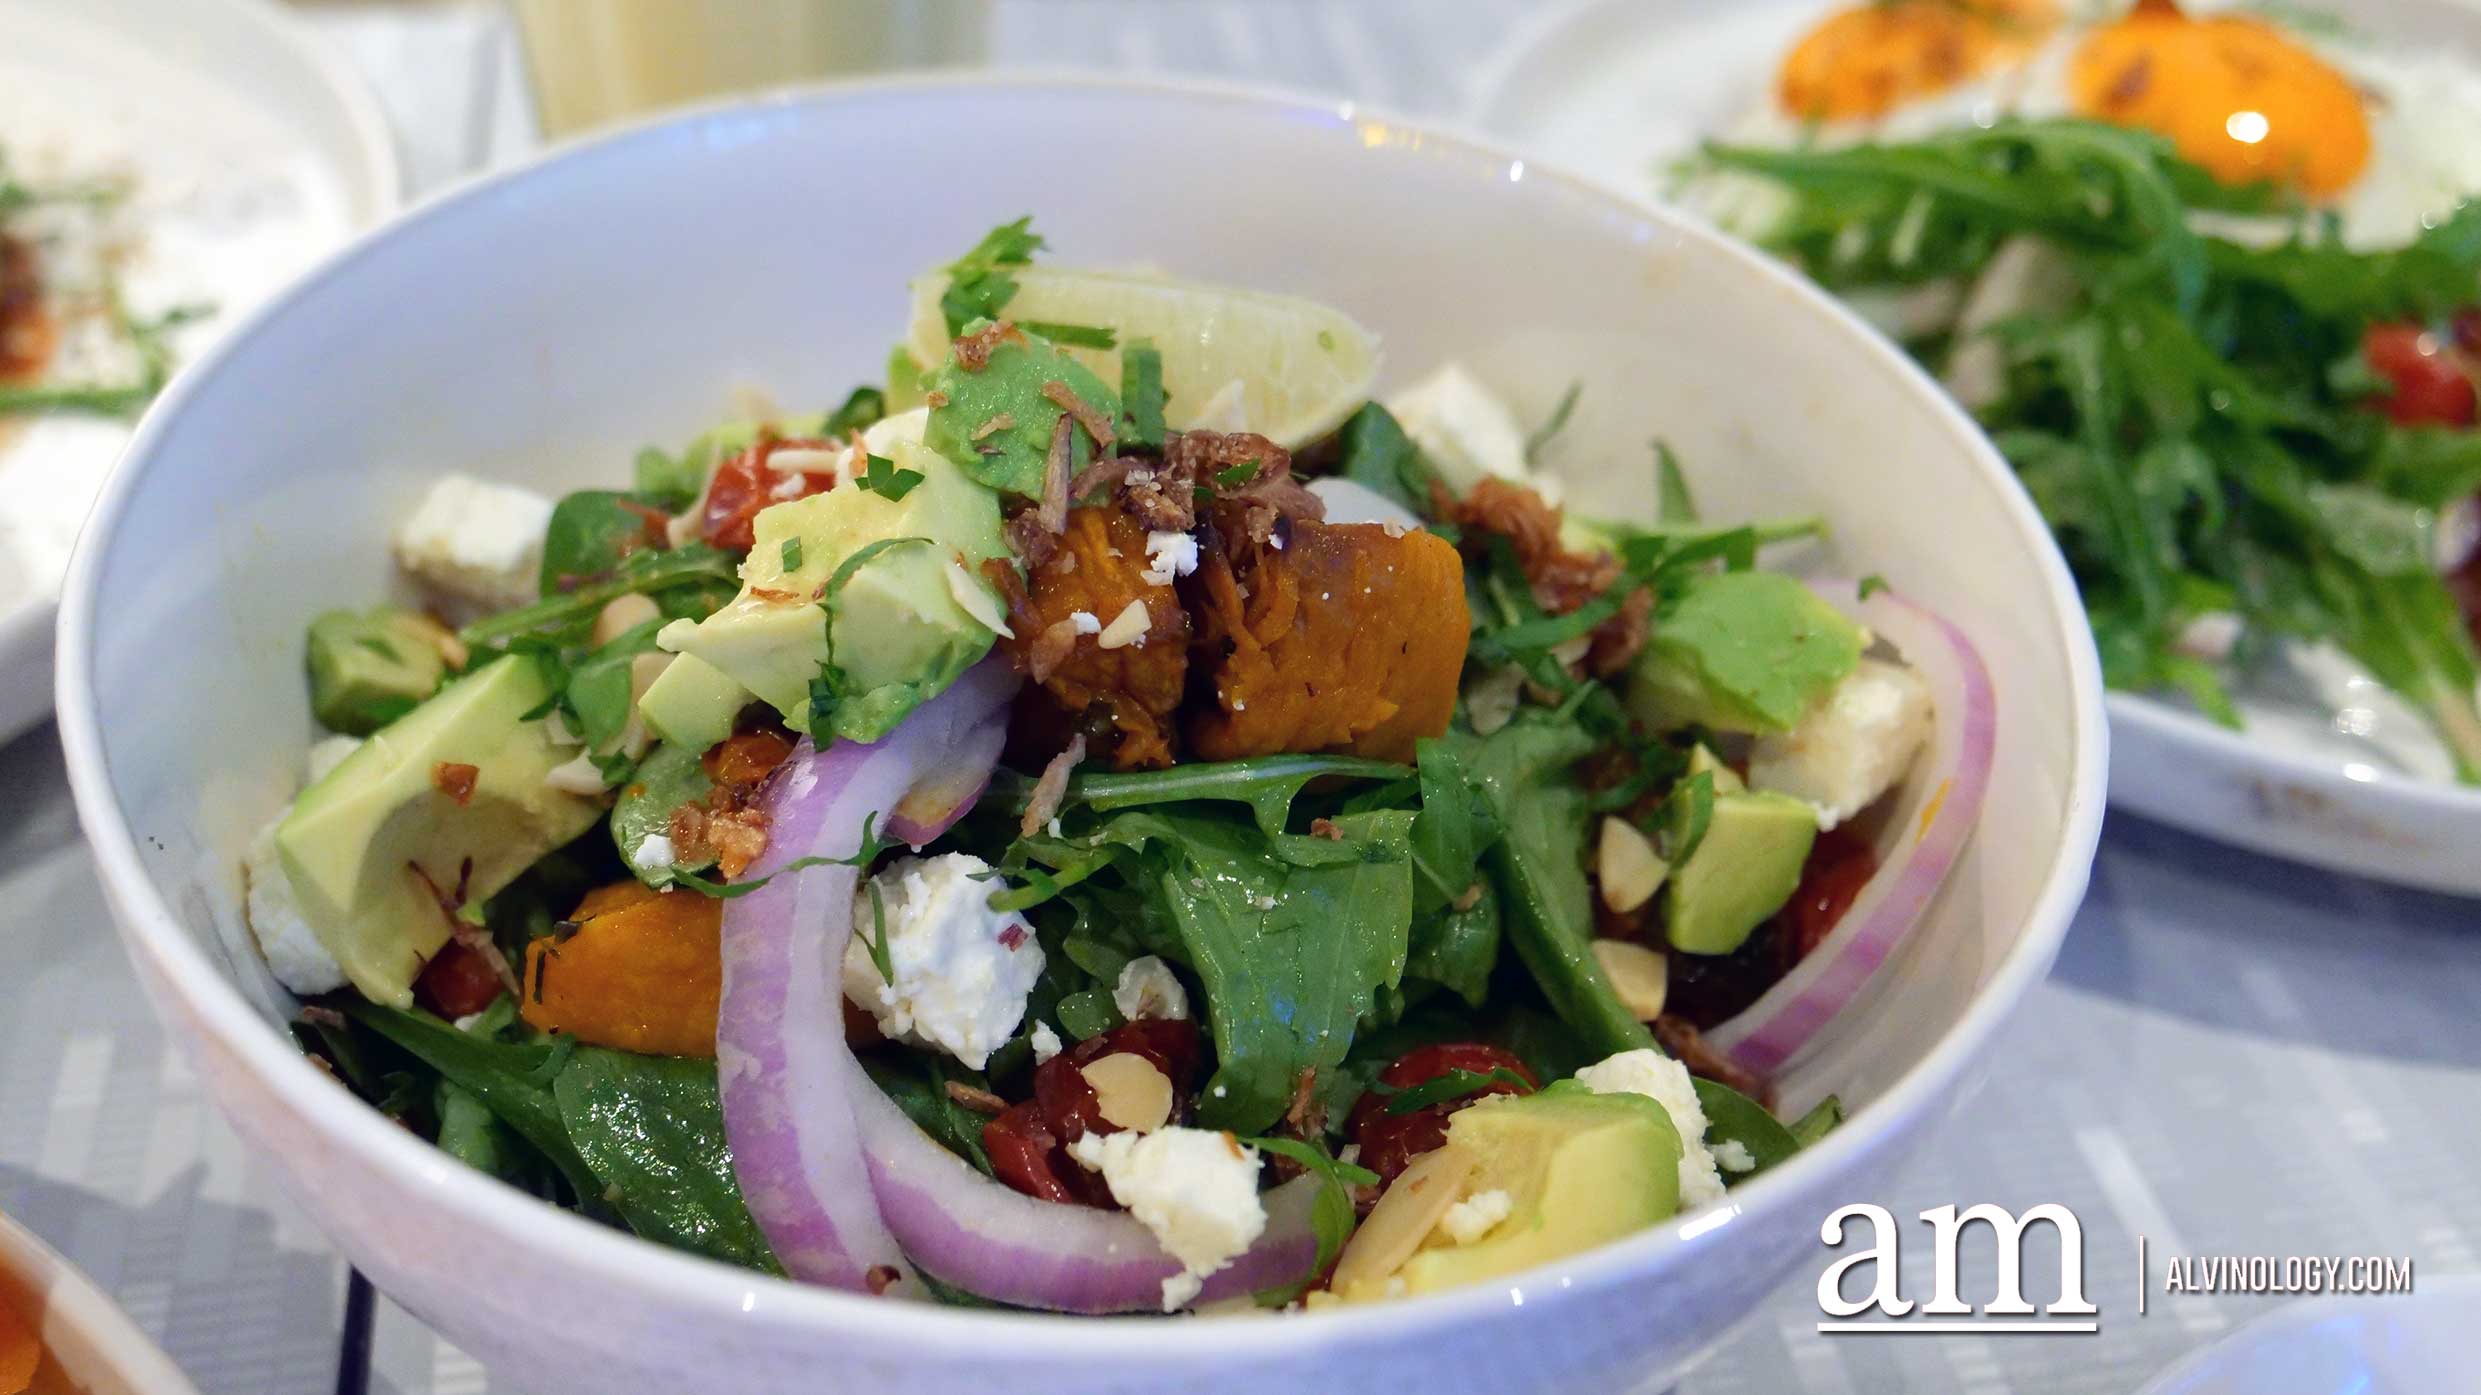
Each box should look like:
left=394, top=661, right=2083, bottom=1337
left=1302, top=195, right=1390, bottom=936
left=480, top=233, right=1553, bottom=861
left=521, top=884, right=721, bottom=1057
left=1185, top=518, right=1469, bottom=761
left=1000, top=506, right=1190, bottom=768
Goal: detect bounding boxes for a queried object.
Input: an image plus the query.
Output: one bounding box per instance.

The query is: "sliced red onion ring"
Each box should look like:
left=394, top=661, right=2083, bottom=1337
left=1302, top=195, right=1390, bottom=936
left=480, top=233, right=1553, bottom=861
left=718, top=658, right=1326, bottom=1310
left=851, top=1066, right=1327, bottom=1313
left=718, top=661, right=1019, bottom=1292
left=1703, top=581, right=1997, bottom=1077
left=885, top=712, right=1004, bottom=847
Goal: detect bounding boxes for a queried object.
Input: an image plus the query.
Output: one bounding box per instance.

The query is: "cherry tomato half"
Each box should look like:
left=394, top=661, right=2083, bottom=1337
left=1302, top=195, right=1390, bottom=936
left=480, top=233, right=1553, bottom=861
left=698, top=436, right=838, bottom=552
left=414, top=939, right=503, bottom=1019
left=1790, top=826, right=1880, bottom=959
left=1347, top=1043, right=1537, bottom=1186
left=2362, top=323, right=2476, bottom=427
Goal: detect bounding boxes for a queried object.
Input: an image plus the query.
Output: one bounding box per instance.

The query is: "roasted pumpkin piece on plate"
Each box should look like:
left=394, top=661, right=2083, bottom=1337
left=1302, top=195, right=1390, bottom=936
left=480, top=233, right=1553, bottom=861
left=1185, top=515, right=1469, bottom=762
left=999, top=506, right=1190, bottom=768
left=522, top=883, right=722, bottom=1057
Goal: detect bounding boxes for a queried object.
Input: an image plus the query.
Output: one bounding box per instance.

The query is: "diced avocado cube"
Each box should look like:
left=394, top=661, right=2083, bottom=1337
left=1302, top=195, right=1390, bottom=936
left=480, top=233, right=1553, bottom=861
left=276, top=656, right=605, bottom=1007
left=637, top=653, right=751, bottom=752
left=922, top=322, right=1119, bottom=497
left=305, top=608, right=450, bottom=736
left=1627, top=571, right=1864, bottom=735
left=656, top=419, right=1010, bottom=742
left=1665, top=790, right=1818, bottom=956
left=1349, top=1086, right=1682, bottom=1302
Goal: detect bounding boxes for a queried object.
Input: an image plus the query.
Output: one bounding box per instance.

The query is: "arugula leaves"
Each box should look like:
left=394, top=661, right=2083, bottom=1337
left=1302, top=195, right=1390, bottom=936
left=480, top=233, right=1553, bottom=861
left=1707, top=117, right=2481, bottom=778
left=1088, top=806, right=1418, bottom=1135
left=1335, top=402, right=1446, bottom=521
left=1433, top=714, right=1655, bottom=1059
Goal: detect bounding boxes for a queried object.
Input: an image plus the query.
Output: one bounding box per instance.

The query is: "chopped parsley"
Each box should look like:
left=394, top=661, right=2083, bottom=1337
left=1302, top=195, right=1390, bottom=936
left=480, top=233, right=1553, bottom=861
left=855, top=452, right=926, bottom=500
left=779, top=538, right=803, bottom=572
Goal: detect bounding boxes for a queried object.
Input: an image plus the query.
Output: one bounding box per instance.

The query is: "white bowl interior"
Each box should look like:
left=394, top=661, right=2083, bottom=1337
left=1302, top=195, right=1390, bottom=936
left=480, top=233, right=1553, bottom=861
left=61, top=79, right=2102, bottom=1395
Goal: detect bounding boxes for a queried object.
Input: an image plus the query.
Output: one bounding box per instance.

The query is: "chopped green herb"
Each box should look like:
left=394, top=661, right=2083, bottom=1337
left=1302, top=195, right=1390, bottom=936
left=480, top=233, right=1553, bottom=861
left=1117, top=338, right=1167, bottom=453
left=780, top=537, right=804, bottom=572
left=1018, top=320, right=1116, bottom=350
left=1523, top=382, right=1584, bottom=465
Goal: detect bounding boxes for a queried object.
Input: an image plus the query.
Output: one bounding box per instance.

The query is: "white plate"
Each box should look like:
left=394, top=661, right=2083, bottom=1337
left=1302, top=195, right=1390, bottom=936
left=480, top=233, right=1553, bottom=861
left=1475, top=0, right=2481, bottom=894
left=2136, top=1276, right=2481, bottom=1395
left=0, top=1209, right=200, bottom=1394
left=0, top=0, right=398, bottom=744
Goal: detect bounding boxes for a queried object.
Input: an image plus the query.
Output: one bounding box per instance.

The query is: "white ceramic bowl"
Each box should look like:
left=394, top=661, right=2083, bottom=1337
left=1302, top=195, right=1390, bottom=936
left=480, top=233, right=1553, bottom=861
left=56, top=77, right=2105, bottom=1395
left=0, top=1211, right=199, bottom=1395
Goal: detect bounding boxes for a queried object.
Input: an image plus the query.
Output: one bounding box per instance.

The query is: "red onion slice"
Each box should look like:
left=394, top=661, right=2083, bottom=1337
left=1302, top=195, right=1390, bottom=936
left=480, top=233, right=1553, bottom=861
left=718, top=658, right=1326, bottom=1310
left=718, top=661, right=1019, bottom=1292
left=1703, top=581, right=1997, bottom=1076
left=850, top=1063, right=1327, bottom=1313
left=885, top=714, right=1004, bottom=847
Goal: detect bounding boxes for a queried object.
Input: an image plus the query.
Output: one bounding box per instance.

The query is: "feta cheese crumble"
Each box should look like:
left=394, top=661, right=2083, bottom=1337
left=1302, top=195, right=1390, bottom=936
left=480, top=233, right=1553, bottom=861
left=1437, top=1189, right=1513, bottom=1246
left=1066, top=610, right=1102, bottom=635
left=1747, top=657, right=1933, bottom=831
left=1029, top=1021, right=1064, bottom=1064
left=1712, top=1139, right=1758, bottom=1174
left=1574, top=1049, right=1727, bottom=1208
left=1140, top=529, right=1200, bottom=586
left=631, top=833, right=676, bottom=873
left=1068, top=1127, right=1268, bottom=1310
left=390, top=474, right=554, bottom=617
left=1113, top=955, right=1190, bottom=1022
left=842, top=853, right=1043, bottom=1070
left=244, top=811, right=344, bottom=996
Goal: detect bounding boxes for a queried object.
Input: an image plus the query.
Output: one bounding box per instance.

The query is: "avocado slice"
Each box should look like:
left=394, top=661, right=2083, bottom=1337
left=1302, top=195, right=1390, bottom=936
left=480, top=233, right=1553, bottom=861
left=1627, top=571, right=1864, bottom=735
left=1355, top=1086, right=1682, bottom=1301
left=655, top=415, right=1010, bottom=742
left=637, top=653, right=751, bottom=752
left=1665, top=790, right=1818, bottom=956
left=275, top=656, right=605, bottom=1006
left=921, top=322, right=1119, bottom=497
left=305, top=608, right=449, bottom=736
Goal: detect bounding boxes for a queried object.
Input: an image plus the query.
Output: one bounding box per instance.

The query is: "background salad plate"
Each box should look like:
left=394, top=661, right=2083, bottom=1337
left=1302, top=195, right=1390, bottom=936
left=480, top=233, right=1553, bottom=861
left=1474, top=0, right=2481, bottom=894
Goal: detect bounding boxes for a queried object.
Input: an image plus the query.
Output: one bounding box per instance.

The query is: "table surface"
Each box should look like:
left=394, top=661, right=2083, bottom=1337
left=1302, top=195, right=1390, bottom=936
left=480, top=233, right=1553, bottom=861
left=7, top=4, right=2478, bottom=1393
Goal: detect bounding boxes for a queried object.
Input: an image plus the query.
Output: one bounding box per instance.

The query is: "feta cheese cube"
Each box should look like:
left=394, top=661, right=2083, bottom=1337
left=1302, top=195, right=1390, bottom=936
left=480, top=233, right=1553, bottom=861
left=1748, top=657, right=1933, bottom=832
left=1068, top=1126, right=1268, bottom=1310
left=390, top=474, right=554, bottom=617
left=1113, top=955, right=1190, bottom=1022
left=842, top=853, right=1044, bottom=1070
left=1573, top=1048, right=1727, bottom=1209
left=244, top=811, right=344, bottom=996
left=1384, top=363, right=1534, bottom=497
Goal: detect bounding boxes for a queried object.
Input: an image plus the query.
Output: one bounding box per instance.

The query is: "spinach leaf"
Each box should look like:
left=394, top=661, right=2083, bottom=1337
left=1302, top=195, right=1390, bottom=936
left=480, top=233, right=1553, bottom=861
left=1405, top=888, right=1500, bottom=1009
left=608, top=742, right=715, bottom=888
left=1093, top=806, right=1418, bottom=1134
left=1691, top=1078, right=1802, bottom=1182
left=343, top=1001, right=606, bottom=1209
left=553, top=1047, right=781, bottom=1273
left=821, top=385, right=888, bottom=438
left=563, top=618, right=667, bottom=751
left=1335, top=402, right=1445, bottom=521
left=540, top=490, right=671, bottom=597
left=1436, top=713, right=1654, bottom=1058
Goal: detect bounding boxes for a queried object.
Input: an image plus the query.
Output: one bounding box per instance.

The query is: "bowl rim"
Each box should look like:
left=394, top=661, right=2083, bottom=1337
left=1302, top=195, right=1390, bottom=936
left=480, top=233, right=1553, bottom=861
left=55, top=71, right=2107, bottom=1356
left=0, top=1210, right=202, bottom=1395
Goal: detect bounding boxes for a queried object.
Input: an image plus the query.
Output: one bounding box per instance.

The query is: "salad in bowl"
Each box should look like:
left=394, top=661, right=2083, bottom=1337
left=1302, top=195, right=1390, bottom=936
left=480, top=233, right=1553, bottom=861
left=241, top=221, right=1992, bottom=1316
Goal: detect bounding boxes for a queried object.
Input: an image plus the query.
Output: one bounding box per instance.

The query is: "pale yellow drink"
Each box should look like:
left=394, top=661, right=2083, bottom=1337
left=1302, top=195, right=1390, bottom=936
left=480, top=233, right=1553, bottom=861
left=513, top=0, right=990, bottom=138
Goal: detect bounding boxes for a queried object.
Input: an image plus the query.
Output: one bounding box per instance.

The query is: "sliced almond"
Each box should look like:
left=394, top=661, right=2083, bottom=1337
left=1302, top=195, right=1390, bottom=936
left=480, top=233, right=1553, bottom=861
left=1592, top=938, right=1670, bottom=1023
left=1081, top=1053, right=1173, bottom=1133
left=1597, top=816, right=1669, bottom=914
left=1097, top=598, right=1150, bottom=650
left=1329, top=1145, right=1477, bottom=1296
left=592, top=592, right=663, bottom=648
left=611, top=651, right=676, bottom=759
